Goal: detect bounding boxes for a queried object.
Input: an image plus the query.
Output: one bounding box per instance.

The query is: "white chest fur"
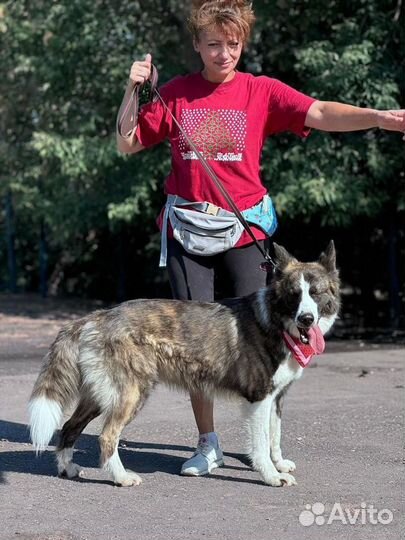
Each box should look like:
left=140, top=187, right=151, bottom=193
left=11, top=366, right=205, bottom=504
left=273, top=354, right=303, bottom=395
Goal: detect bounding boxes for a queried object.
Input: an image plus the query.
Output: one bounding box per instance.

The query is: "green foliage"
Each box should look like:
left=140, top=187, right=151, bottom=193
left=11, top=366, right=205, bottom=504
left=0, top=0, right=187, bottom=293
left=254, top=0, right=404, bottom=226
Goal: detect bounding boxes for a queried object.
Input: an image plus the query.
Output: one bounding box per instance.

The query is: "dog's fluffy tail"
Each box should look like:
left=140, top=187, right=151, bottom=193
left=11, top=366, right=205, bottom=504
left=28, top=323, right=81, bottom=454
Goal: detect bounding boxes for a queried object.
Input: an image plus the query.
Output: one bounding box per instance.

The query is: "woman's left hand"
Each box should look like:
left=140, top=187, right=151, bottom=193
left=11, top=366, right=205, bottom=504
left=376, top=110, right=405, bottom=134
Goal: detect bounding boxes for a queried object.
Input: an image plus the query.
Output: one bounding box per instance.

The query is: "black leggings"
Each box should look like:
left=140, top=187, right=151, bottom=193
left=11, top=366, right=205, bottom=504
left=167, top=238, right=269, bottom=302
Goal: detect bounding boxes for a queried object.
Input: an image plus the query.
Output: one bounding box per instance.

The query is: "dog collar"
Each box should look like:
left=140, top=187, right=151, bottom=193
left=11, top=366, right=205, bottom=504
left=282, top=326, right=325, bottom=367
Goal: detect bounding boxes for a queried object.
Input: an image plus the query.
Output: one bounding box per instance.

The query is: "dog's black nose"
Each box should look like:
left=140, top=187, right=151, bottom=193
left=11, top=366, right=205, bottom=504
left=297, top=313, right=315, bottom=327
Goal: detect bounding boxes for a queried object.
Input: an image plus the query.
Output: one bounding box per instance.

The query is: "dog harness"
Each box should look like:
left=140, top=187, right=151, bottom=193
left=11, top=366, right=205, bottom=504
left=283, top=326, right=325, bottom=367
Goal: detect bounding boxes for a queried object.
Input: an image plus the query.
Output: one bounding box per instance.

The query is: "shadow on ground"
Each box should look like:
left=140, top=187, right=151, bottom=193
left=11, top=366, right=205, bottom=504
left=0, top=419, right=253, bottom=486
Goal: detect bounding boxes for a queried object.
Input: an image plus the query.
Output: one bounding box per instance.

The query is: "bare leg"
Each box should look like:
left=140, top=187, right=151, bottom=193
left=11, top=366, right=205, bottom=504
left=180, top=392, right=222, bottom=476
left=190, top=391, right=214, bottom=434
left=269, top=395, right=296, bottom=473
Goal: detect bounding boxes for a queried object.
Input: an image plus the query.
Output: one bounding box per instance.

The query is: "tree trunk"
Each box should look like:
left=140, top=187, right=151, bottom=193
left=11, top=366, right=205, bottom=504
left=387, top=214, right=401, bottom=330
left=39, top=219, right=48, bottom=298
left=4, top=191, right=17, bottom=293
left=116, top=231, right=127, bottom=303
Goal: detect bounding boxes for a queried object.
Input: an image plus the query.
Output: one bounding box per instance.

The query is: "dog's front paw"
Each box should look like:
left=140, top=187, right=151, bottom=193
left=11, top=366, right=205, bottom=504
left=275, top=459, right=296, bottom=473
left=263, top=472, right=297, bottom=487
left=115, top=470, right=143, bottom=487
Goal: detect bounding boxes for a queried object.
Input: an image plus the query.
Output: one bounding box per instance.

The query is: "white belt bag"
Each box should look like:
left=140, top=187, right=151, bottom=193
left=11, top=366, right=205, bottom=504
left=159, top=194, right=278, bottom=267
left=160, top=195, right=244, bottom=266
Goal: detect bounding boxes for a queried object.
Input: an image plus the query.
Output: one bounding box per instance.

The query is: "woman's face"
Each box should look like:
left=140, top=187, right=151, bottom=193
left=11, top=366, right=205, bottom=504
left=194, top=27, right=243, bottom=83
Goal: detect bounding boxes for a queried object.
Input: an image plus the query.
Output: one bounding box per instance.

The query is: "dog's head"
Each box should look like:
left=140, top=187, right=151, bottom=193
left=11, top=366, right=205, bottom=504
left=270, top=241, right=340, bottom=341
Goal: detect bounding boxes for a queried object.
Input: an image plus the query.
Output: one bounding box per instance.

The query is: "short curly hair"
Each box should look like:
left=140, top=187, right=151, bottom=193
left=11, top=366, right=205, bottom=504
left=189, top=1, right=256, bottom=44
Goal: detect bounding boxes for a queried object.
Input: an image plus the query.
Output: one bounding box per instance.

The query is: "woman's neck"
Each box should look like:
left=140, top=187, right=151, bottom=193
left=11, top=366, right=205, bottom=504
left=201, top=68, right=236, bottom=84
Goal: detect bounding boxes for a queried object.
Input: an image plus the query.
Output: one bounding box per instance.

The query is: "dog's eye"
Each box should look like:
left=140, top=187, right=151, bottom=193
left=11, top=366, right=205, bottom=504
left=288, top=287, right=299, bottom=296
left=310, top=287, right=322, bottom=296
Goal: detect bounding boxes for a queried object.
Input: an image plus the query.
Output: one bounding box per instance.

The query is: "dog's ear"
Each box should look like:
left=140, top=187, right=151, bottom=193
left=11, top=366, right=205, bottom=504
left=273, top=243, right=297, bottom=270
left=318, top=240, right=337, bottom=273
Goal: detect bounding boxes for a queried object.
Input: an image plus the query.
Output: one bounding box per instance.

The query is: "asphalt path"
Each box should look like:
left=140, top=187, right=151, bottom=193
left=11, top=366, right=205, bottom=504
left=0, top=296, right=403, bottom=540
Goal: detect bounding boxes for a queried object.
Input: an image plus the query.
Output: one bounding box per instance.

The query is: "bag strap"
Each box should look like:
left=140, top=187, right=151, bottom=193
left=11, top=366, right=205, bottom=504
left=118, top=64, right=276, bottom=270
left=166, top=194, right=233, bottom=217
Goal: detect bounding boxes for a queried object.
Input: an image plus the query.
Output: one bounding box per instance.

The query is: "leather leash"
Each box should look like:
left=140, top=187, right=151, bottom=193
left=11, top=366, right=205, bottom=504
left=117, top=64, right=277, bottom=271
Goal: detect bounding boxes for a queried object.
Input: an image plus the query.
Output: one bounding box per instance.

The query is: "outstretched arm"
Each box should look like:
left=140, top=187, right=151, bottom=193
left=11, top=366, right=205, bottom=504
left=305, top=101, right=405, bottom=135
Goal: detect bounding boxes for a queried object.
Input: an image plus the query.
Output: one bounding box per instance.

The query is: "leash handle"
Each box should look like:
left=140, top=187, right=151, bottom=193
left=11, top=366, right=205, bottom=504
left=117, top=84, right=140, bottom=140
left=117, top=66, right=159, bottom=140
left=118, top=64, right=276, bottom=269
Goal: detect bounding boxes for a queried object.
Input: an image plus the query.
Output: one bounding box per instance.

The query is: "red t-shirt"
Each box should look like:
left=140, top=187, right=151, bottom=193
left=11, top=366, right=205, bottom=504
left=136, top=71, right=316, bottom=246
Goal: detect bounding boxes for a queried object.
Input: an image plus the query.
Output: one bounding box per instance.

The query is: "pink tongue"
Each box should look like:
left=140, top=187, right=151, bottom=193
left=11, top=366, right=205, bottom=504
left=308, top=326, right=325, bottom=354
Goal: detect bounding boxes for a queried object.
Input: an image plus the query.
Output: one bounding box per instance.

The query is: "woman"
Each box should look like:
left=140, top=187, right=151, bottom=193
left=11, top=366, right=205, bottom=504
left=117, top=0, right=404, bottom=477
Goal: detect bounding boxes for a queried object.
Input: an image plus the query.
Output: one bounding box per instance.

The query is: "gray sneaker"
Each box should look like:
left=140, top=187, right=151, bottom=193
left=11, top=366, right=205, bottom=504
left=181, top=439, right=224, bottom=476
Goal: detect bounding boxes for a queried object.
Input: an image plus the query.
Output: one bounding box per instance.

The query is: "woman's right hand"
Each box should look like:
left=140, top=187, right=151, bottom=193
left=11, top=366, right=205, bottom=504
left=129, top=53, right=152, bottom=85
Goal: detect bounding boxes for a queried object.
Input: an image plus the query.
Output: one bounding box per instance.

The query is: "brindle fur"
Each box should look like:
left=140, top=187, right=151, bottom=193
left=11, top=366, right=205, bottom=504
left=29, top=242, right=340, bottom=487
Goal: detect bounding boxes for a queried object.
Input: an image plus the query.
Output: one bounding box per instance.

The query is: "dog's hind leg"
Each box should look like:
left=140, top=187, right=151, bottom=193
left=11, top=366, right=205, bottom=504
left=245, top=395, right=296, bottom=487
left=99, top=384, right=146, bottom=487
left=269, top=394, right=296, bottom=474
left=56, top=397, right=100, bottom=479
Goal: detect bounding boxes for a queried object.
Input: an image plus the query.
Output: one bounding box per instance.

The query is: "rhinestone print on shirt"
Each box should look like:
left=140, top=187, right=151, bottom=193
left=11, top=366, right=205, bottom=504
left=179, top=109, right=247, bottom=161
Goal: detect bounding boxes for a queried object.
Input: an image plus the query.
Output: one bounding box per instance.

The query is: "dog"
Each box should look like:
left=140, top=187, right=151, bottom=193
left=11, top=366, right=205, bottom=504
left=28, top=242, right=340, bottom=487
